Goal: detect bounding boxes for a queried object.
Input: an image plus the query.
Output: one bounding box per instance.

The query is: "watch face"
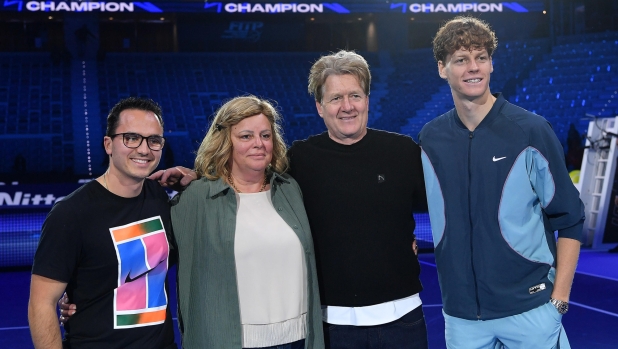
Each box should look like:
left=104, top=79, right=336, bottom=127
left=551, top=299, right=569, bottom=314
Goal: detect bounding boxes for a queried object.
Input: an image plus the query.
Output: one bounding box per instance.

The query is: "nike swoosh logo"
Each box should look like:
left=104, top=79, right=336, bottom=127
left=125, top=270, right=150, bottom=283
left=493, top=156, right=507, bottom=162
left=124, top=260, right=166, bottom=283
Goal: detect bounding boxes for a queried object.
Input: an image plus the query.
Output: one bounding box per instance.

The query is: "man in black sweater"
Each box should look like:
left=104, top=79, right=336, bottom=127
left=287, top=50, right=428, bottom=349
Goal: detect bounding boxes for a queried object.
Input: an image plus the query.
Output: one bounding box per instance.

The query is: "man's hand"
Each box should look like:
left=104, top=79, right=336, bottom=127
left=58, top=293, right=76, bottom=325
left=149, top=166, right=198, bottom=191
left=29, top=275, right=67, bottom=349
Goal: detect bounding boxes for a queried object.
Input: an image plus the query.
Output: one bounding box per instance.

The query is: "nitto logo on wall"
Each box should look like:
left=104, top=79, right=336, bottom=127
left=0, top=183, right=81, bottom=208
left=0, top=191, right=63, bottom=206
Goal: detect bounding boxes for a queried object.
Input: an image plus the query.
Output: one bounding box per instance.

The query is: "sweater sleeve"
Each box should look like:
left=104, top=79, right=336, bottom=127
left=409, top=139, right=428, bottom=213
left=287, top=142, right=299, bottom=179
left=529, top=119, right=585, bottom=240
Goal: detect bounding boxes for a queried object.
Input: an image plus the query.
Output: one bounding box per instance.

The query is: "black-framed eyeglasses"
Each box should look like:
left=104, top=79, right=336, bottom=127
left=109, top=133, right=166, bottom=151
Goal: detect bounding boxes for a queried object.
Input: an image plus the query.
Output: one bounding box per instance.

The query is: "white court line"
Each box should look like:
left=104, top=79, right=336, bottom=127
left=575, top=270, right=618, bottom=282
left=418, top=258, right=618, bottom=317
left=0, top=326, right=29, bottom=331
left=0, top=318, right=179, bottom=332
left=570, top=301, right=618, bottom=318
left=419, top=260, right=437, bottom=268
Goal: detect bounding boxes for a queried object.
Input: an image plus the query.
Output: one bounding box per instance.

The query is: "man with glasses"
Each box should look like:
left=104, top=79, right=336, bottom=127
left=29, top=97, right=178, bottom=349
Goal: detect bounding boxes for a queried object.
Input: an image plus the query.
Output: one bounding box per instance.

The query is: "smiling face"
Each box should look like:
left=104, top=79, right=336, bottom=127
left=229, top=113, right=273, bottom=178
left=104, top=108, right=163, bottom=183
left=439, top=48, right=493, bottom=103
left=316, top=74, right=369, bottom=145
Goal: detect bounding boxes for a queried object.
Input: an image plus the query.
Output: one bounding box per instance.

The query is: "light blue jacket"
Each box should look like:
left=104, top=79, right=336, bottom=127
left=419, top=93, right=585, bottom=321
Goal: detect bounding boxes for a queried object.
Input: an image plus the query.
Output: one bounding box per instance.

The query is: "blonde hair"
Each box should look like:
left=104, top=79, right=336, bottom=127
left=194, top=96, right=288, bottom=180
left=308, top=50, right=371, bottom=103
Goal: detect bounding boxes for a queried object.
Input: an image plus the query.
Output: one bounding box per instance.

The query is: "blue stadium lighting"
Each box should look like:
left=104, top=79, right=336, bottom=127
left=82, top=61, right=93, bottom=176
left=526, top=95, right=529, bottom=100
left=133, top=1, right=163, bottom=12
left=549, top=77, right=552, bottom=84
left=204, top=2, right=222, bottom=12
left=390, top=3, right=406, bottom=13
left=501, top=2, right=528, bottom=12
left=556, top=93, right=560, bottom=99
left=582, top=99, right=586, bottom=106
left=3, top=0, right=22, bottom=11
left=323, top=3, right=350, bottom=13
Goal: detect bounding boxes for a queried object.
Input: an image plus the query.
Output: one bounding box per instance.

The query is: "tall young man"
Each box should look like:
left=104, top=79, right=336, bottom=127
left=419, top=16, right=584, bottom=348
left=29, top=98, right=177, bottom=349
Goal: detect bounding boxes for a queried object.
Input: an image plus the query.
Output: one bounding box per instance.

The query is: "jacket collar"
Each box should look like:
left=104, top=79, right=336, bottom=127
left=208, top=171, right=289, bottom=198
left=453, top=92, right=506, bottom=130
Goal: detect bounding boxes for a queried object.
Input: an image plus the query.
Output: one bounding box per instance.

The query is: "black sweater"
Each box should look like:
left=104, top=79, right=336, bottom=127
left=288, top=129, right=426, bottom=307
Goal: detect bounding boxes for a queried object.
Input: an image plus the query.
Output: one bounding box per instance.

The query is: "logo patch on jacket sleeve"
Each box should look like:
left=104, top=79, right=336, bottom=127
left=529, top=283, right=546, bottom=294
left=377, top=174, right=385, bottom=183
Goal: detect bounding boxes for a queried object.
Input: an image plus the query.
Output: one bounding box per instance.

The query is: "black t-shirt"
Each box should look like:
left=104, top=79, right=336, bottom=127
left=32, top=180, right=175, bottom=349
left=287, top=129, right=427, bottom=307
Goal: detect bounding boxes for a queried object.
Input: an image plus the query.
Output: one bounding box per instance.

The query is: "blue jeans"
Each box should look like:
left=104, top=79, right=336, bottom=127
left=323, top=306, right=428, bottom=349
left=245, top=339, right=305, bottom=349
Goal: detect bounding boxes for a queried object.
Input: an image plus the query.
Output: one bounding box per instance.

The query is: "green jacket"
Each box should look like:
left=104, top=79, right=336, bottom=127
left=170, top=173, right=325, bottom=349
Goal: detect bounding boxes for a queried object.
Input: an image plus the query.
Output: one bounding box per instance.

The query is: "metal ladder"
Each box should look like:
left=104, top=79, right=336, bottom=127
left=577, top=116, right=618, bottom=248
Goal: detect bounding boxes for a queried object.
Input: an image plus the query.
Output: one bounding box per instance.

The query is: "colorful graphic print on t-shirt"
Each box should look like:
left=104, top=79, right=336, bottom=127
left=109, top=216, right=169, bottom=329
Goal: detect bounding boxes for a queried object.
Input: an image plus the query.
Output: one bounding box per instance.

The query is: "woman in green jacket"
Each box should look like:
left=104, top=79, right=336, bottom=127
left=170, top=96, right=324, bottom=349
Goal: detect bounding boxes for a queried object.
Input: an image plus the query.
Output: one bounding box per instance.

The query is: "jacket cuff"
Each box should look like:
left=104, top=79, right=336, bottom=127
left=557, top=220, right=584, bottom=240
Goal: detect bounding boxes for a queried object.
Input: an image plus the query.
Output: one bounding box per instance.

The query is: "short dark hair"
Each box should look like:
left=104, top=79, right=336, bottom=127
left=106, top=97, right=164, bottom=136
left=432, top=16, right=498, bottom=63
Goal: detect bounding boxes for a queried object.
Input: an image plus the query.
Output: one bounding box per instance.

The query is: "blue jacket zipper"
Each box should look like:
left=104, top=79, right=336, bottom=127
left=468, top=130, right=481, bottom=319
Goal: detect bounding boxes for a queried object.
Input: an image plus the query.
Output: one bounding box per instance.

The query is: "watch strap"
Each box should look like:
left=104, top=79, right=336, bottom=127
left=550, top=298, right=569, bottom=314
